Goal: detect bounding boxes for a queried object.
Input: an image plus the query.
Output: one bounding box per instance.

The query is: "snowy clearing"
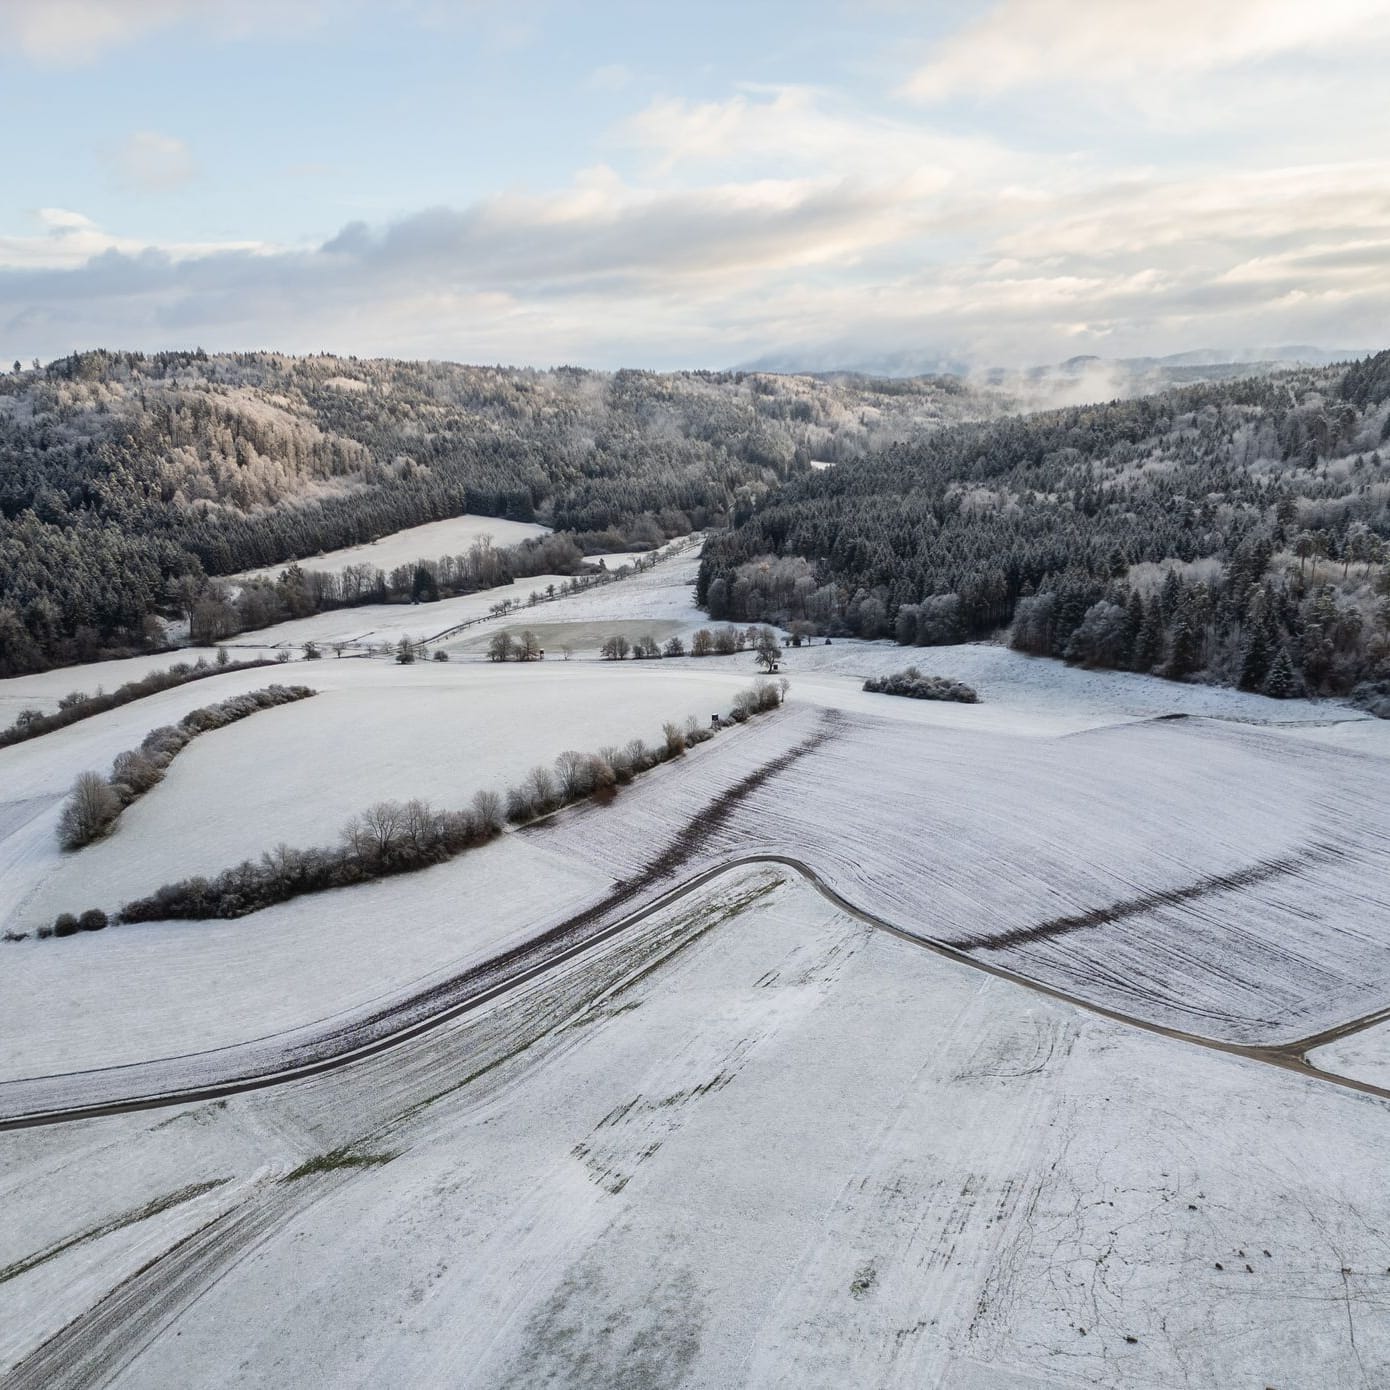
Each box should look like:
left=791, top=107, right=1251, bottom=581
left=5, top=662, right=752, bottom=940
left=4, top=870, right=1389, bottom=1388
left=0, top=649, right=222, bottom=721
left=225, top=513, right=550, bottom=584
left=1310, top=1021, right=1390, bottom=1090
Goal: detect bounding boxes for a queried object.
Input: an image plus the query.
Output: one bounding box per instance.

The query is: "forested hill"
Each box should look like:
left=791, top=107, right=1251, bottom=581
left=698, top=352, right=1390, bottom=698
left=0, top=350, right=990, bottom=674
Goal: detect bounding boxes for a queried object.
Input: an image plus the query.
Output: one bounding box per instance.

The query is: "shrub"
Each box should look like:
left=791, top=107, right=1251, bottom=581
left=663, top=636, right=686, bottom=658
left=713, top=627, right=739, bottom=655
left=691, top=629, right=714, bottom=656
left=600, top=744, right=634, bottom=784
left=59, top=685, right=316, bottom=851
left=505, top=784, right=536, bottom=823
left=1350, top=679, right=1390, bottom=719
left=58, top=772, right=122, bottom=849
left=0, top=657, right=279, bottom=750
left=79, top=908, right=108, bottom=932
left=625, top=738, right=655, bottom=773
left=472, top=788, right=504, bottom=831
left=108, top=691, right=781, bottom=927
left=862, top=667, right=978, bottom=703
left=53, top=913, right=80, bottom=937
left=433, top=649, right=450, bottom=662
left=525, top=765, right=559, bottom=814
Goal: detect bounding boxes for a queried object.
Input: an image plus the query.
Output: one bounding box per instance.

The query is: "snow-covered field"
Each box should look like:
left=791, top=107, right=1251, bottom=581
left=217, top=572, right=582, bottom=650
left=4, top=533, right=1390, bottom=1387
left=0, top=649, right=222, bottom=722
left=1311, top=1021, right=1390, bottom=1089
left=226, top=513, right=550, bottom=584
left=4, top=661, right=751, bottom=943
left=4, top=870, right=1389, bottom=1388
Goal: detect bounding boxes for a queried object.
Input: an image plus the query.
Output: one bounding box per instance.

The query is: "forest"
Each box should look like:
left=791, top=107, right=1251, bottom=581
left=0, top=350, right=986, bottom=674
left=697, top=352, right=1390, bottom=698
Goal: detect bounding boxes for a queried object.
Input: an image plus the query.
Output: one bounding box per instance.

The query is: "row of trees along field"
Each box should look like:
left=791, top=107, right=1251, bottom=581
left=697, top=351, right=1390, bottom=697
left=0, top=350, right=991, bottom=675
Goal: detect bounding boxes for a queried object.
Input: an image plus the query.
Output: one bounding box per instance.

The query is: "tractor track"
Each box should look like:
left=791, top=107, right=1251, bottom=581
left=3, top=706, right=1388, bottom=1129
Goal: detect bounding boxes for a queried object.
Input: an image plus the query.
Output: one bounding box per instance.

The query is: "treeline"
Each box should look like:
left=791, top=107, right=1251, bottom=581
left=1008, top=551, right=1388, bottom=699
left=109, top=682, right=785, bottom=926
left=1, top=349, right=992, bottom=674
left=194, top=531, right=603, bottom=643
left=697, top=352, right=1390, bottom=696
left=58, top=684, right=317, bottom=849
left=0, top=652, right=277, bottom=748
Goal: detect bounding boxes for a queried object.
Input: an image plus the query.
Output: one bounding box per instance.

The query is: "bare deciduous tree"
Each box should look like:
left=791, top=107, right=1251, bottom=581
left=58, top=772, right=121, bottom=849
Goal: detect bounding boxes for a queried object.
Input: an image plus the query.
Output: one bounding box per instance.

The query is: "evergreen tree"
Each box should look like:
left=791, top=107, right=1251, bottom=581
left=1262, top=645, right=1297, bottom=699
left=1239, top=624, right=1272, bottom=690
left=1131, top=598, right=1164, bottom=673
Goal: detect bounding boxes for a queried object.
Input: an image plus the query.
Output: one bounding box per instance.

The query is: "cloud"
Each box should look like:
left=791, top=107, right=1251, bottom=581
left=111, top=131, right=197, bottom=192
left=0, top=208, right=266, bottom=272
left=901, top=0, right=1390, bottom=103
left=1, top=75, right=1386, bottom=368
left=4, top=133, right=1387, bottom=371
left=3, top=0, right=195, bottom=65
left=0, top=0, right=339, bottom=65
left=624, top=86, right=1012, bottom=187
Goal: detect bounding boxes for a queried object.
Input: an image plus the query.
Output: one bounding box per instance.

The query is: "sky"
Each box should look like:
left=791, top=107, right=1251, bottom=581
left=1, top=0, right=1387, bottom=370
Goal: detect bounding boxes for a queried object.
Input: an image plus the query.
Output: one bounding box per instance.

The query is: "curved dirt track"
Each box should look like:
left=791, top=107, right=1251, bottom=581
left=5, top=850, right=1390, bottom=1133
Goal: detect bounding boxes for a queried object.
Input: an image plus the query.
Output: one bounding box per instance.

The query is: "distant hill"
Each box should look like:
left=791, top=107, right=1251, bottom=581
left=737, top=344, right=1371, bottom=396
left=0, top=350, right=998, bottom=674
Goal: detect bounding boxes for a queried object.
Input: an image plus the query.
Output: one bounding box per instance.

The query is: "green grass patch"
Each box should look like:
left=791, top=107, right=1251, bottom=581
left=283, top=1147, right=399, bottom=1181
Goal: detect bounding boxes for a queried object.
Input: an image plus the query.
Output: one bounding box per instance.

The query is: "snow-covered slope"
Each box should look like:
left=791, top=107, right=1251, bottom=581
left=225, top=513, right=550, bottom=585
left=4, top=869, right=1388, bottom=1388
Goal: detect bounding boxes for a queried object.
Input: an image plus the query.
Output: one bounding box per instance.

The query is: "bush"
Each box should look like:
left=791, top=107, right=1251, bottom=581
left=472, top=788, right=504, bottom=831
left=862, top=667, right=978, bottom=703
left=108, top=691, right=783, bottom=927
left=433, top=650, right=450, bottom=662
left=53, top=913, right=80, bottom=937
left=58, top=685, right=316, bottom=851
left=79, top=908, right=108, bottom=932
left=0, top=657, right=279, bottom=750
left=506, top=782, right=540, bottom=823
left=58, top=772, right=122, bottom=849
left=1350, top=679, right=1390, bottom=719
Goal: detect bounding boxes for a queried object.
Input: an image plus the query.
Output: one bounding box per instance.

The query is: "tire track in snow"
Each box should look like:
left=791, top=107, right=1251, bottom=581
left=4, top=1171, right=353, bottom=1390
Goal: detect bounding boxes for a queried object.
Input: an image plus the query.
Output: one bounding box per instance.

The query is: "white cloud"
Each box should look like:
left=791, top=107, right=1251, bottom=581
left=0, top=0, right=338, bottom=65
left=1, top=56, right=1386, bottom=367
left=2, top=1, right=194, bottom=65
left=624, top=86, right=1013, bottom=187
left=112, top=130, right=198, bottom=192
left=0, top=209, right=268, bottom=271
left=901, top=0, right=1390, bottom=102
